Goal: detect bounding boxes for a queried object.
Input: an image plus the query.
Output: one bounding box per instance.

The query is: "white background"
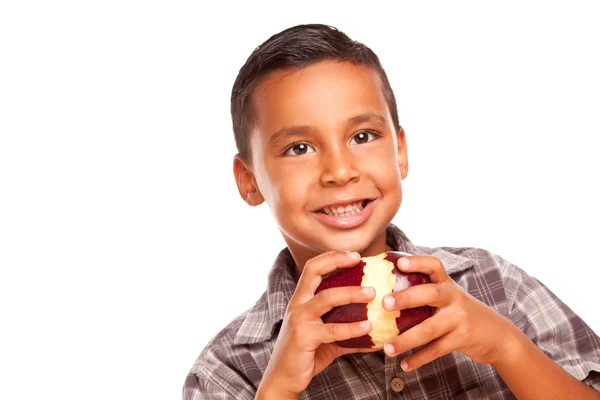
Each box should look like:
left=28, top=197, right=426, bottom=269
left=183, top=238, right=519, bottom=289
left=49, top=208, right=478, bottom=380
left=1, top=1, right=599, bottom=399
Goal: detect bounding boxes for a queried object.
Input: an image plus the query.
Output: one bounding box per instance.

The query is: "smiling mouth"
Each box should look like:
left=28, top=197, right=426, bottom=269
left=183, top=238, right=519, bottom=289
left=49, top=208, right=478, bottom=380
left=318, top=200, right=370, bottom=217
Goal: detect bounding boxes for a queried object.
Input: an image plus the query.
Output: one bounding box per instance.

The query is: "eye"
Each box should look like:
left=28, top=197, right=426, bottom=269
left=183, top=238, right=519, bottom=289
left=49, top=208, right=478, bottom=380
left=284, top=142, right=315, bottom=156
left=350, top=131, right=379, bottom=145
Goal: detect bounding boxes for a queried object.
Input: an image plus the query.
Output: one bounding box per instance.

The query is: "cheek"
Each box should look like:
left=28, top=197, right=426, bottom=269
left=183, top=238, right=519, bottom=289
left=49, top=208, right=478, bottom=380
left=270, top=163, right=313, bottom=210
left=361, top=144, right=403, bottom=187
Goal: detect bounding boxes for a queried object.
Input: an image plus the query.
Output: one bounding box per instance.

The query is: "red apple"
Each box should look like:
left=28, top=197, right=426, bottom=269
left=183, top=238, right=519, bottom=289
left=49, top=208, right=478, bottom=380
left=315, top=251, right=432, bottom=349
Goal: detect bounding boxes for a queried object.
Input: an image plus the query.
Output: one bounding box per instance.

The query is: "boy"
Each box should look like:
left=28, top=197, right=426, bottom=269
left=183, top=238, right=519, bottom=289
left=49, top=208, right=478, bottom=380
left=184, top=24, right=600, bottom=399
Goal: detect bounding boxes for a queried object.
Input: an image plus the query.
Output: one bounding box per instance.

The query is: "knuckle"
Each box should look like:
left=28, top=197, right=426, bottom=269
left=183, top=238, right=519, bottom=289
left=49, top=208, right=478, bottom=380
left=421, top=322, right=436, bottom=338
left=400, top=290, right=410, bottom=304
left=395, top=290, right=409, bottom=308
left=434, top=284, right=443, bottom=301
left=454, top=290, right=468, bottom=308
left=429, top=344, right=440, bottom=357
left=456, top=306, right=469, bottom=320
left=457, top=324, right=471, bottom=341
left=313, top=289, right=328, bottom=303
left=434, top=257, right=444, bottom=271
left=318, top=287, right=344, bottom=306
left=287, top=309, right=302, bottom=326
left=459, top=313, right=472, bottom=333
left=355, top=286, right=368, bottom=301
left=306, top=257, right=320, bottom=269
left=327, top=323, right=339, bottom=337
left=394, top=336, right=407, bottom=352
left=287, top=323, right=302, bottom=340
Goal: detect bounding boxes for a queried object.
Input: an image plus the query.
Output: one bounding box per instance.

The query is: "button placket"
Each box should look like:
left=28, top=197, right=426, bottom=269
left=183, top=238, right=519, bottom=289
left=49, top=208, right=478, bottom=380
left=385, top=351, right=409, bottom=398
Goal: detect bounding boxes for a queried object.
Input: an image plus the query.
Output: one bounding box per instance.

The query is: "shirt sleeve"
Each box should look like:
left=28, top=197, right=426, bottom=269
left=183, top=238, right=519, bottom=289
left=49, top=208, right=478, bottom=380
left=505, top=263, right=600, bottom=391
left=183, top=373, right=230, bottom=400
left=182, top=350, right=258, bottom=400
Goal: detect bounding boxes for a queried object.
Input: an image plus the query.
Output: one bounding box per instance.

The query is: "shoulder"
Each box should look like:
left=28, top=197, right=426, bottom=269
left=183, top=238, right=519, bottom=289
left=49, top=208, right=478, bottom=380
left=417, top=244, right=527, bottom=278
left=185, top=292, right=273, bottom=397
left=183, top=310, right=249, bottom=398
left=188, top=309, right=250, bottom=377
left=413, top=244, right=520, bottom=276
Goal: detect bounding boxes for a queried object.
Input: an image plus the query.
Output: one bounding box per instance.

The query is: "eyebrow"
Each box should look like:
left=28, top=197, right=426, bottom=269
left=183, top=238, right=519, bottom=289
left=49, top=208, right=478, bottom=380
left=268, top=125, right=311, bottom=148
left=268, top=113, right=388, bottom=147
left=348, top=113, right=388, bottom=126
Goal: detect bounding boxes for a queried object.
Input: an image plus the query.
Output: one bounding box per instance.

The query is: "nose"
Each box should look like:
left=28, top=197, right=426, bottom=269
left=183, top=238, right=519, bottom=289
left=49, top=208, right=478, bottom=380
left=319, top=146, right=360, bottom=186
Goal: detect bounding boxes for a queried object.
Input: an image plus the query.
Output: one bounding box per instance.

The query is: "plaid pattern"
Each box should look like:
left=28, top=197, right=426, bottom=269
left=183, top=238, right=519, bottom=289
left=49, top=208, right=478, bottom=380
left=183, top=224, right=600, bottom=399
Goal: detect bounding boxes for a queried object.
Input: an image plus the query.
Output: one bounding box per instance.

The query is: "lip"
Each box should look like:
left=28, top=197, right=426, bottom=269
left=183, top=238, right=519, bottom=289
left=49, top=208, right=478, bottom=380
left=313, top=199, right=375, bottom=230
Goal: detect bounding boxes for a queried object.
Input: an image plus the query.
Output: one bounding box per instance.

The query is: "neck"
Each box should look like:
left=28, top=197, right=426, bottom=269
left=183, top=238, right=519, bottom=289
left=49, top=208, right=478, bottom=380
left=287, top=230, right=391, bottom=281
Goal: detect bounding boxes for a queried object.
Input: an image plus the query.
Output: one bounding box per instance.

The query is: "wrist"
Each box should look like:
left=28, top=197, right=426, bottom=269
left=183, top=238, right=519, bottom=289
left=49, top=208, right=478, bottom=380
left=491, top=324, right=530, bottom=369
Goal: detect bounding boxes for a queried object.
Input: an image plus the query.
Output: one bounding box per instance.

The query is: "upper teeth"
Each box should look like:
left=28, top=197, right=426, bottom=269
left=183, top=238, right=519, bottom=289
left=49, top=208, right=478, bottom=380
left=323, top=201, right=365, bottom=216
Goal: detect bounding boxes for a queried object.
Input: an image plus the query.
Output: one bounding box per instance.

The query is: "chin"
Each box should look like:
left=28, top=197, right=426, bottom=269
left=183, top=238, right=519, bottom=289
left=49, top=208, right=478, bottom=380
left=321, top=225, right=385, bottom=254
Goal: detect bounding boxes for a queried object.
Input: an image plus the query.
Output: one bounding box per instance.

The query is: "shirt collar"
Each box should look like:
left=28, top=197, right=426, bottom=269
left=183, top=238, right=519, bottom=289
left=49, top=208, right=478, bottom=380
left=234, top=223, right=476, bottom=345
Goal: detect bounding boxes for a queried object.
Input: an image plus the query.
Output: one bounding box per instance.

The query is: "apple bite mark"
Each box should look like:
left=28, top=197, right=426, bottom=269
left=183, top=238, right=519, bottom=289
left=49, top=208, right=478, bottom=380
left=361, top=253, right=401, bottom=348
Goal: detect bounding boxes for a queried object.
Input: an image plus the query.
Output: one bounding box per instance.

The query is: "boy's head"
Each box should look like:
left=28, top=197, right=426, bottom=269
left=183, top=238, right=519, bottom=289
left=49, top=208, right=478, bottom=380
left=231, top=24, right=400, bottom=162
left=232, top=24, right=409, bottom=270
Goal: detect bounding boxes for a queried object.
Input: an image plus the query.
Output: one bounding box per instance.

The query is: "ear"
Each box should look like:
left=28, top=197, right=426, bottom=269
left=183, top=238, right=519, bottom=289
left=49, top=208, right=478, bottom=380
left=233, top=154, right=265, bottom=206
left=397, top=126, right=409, bottom=180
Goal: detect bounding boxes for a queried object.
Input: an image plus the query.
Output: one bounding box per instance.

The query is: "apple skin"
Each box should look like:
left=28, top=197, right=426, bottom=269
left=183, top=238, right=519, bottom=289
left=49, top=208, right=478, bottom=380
left=315, top=251, right=432, bottom=349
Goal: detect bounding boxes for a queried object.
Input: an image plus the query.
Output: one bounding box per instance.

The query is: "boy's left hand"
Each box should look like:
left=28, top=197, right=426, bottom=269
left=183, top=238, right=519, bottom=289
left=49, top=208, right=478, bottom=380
left=382, top=255, right=519, bottom=371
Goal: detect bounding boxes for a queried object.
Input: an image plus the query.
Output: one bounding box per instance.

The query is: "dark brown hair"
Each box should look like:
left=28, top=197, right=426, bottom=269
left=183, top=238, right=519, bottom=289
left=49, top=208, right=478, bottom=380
left=231, top=24, right=400, bottom=161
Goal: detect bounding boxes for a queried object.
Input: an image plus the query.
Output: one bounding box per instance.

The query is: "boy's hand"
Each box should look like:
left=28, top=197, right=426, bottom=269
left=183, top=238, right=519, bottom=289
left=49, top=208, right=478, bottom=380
left=257, top=251, right=377, bottom=399
left=382, top=255, right=520, bottom=371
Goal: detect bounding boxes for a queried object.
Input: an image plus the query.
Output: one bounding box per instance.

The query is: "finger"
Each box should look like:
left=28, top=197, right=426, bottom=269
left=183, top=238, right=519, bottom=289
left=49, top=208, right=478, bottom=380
left=308, top=285, right=376, bottom=318
left=383, top=311, right=455, bottom=358
left=383, top=283, right=451, bottom=311
left=316, top=320, right=373, bottom=345
left=292, top=251, right=361, bottom=306
left=337, top=346, right=380, bottom=356
left=399, top=333, right=455, bottom=371
left=396, top=255, right=449, bottom=284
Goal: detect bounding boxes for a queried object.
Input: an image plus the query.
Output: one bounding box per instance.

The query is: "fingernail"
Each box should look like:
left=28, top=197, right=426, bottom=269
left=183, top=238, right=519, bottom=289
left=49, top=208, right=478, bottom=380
left=399, top=257, right=410, bottom=269
left=384, top=343, right=395, bottom=357
left=346, top=251, right=360, bottom=259
left=362, top=286, right=374, bottom=296
left=359, top=320, right=370, bottom=329
left=383, top=295, right=395, bottom=310
left=401, top=360, right=409, bottom=371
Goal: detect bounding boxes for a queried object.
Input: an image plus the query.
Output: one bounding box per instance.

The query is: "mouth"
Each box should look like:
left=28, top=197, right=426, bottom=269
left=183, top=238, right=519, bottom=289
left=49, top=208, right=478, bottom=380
left=313, top=198, right=375, bottom=230
left=316, top=199, right=371, bottom=217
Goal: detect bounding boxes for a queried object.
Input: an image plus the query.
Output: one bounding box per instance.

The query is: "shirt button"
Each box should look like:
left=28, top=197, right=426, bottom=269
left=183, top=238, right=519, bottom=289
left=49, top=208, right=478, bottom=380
left=390, top=377, right=405, bottom=393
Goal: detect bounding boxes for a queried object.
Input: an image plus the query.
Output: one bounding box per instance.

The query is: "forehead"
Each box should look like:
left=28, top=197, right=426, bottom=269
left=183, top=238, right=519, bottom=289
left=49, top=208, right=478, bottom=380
left=250, top=60, right=390, bottom=137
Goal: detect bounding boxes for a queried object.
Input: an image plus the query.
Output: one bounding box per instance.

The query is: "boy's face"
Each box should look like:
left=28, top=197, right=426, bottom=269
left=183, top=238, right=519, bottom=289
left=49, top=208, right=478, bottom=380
left=234, top=60, right=408, bottom=269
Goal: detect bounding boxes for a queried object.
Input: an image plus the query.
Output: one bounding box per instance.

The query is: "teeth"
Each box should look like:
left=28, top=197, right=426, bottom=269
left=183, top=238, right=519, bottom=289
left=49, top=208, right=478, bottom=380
left=323, top=201, right=365, bottom=217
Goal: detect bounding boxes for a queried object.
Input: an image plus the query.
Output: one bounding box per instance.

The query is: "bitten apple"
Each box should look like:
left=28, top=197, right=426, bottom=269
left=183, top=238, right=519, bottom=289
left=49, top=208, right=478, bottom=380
left=315, top=251, right=432, bottom=349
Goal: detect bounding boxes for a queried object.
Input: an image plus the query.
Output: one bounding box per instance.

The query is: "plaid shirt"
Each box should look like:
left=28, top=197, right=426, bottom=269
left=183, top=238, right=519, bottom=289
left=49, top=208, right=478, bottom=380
left=183, top=224, right=600, bottom=399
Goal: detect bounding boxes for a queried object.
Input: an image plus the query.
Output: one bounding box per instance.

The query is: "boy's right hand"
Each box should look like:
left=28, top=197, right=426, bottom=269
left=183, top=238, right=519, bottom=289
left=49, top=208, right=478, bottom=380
left=256, top=251, right=377, bottom=400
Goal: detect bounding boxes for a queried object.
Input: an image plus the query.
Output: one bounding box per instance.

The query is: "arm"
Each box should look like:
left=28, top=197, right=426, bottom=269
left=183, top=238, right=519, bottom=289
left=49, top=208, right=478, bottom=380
left=183, top=372, right=244, bottom=400
left=493, top=328, right=600, bottom=399
left=381, top=256, right=600, bottom=399
left=495, top=264, right=600, bottom=398
left=256, top=251, right=378, bottom=399
left=185, top=251, right=376, bottom=400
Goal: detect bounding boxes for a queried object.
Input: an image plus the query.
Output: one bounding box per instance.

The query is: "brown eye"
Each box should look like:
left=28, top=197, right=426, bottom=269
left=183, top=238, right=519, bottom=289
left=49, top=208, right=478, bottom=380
left=284, top=142, right=315, bottom=156
left=351, top=131, right=378, bottom=145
